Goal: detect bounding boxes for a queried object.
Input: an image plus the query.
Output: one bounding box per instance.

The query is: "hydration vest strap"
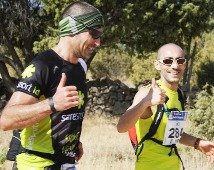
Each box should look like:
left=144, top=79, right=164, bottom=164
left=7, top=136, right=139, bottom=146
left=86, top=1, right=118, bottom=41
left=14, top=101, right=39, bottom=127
left=177, top=87, right=185, bottom=110
left=169, top=145, right=185, bottom=170
left=150, top=138, right=185, bottom=170
left=136, top=104, right=165, bottom=159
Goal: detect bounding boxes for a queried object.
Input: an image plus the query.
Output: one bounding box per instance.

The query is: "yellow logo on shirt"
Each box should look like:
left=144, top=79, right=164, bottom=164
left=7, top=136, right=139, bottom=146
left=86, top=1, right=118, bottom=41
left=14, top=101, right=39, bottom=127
left=21, top=64, right=36, bottom=78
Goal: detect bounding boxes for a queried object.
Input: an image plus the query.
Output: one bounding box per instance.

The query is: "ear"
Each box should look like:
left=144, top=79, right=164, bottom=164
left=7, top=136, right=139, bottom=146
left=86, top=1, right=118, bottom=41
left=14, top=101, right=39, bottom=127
left=154, top=60, right=161, bottom=71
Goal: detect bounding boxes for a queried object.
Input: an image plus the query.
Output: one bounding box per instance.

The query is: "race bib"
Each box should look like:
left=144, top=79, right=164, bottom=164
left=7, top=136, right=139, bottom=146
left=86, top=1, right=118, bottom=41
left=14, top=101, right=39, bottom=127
left=61, top=163, right=76, bottom=170
left=163, top=111, right=188, bottom=146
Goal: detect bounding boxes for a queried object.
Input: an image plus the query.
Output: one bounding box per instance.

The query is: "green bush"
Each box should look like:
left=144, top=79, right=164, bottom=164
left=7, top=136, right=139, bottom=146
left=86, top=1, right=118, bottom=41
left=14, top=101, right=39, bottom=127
left=130, top=53, right=158, bottom=85
left=0, top=147, right=7, bottom=164
left=90, top=49, right=132, bottom=80
left=196, top=60, right=214, bottom=88
left=191, top=31, right=214, bottom=87
left=189, top=85, right=214, bottom=140
left=90, top=49, right=159, bottom=85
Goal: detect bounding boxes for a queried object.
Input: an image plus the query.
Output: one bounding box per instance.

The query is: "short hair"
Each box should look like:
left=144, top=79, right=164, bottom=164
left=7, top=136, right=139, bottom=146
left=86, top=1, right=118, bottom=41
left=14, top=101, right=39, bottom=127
left=62, top=2, right=100, bottom=19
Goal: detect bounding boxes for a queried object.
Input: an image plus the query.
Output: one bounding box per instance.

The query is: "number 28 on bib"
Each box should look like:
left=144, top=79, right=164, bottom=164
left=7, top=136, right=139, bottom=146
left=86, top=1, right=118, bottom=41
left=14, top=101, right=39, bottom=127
left=163, top=111, right=188, bottom=146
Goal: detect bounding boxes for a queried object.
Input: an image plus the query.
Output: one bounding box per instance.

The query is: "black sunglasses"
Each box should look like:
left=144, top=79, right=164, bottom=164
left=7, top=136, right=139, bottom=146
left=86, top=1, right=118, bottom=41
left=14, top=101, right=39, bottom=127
left=67, top=15, right=103, bottom=39
left=158, top=58, right=186, bottom=66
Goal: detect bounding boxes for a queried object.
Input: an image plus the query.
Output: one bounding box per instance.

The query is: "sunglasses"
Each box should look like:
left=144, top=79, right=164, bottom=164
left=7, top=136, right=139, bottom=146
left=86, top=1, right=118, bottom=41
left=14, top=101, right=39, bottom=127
left=67, top=15, right=103, bottom=39
left=158, top=58, right=186, bottom=66
left=88, top=27, right=103, bottom=39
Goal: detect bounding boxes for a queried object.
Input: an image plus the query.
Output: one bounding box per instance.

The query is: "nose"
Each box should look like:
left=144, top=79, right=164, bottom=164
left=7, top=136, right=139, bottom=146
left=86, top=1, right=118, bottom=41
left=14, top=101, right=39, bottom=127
left=171, top=60, right=179, bottom=68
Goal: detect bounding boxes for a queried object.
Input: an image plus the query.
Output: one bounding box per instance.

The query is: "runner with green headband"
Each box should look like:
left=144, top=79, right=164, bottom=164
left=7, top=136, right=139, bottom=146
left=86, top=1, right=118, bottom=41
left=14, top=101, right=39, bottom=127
left=0, top=2, right=104, bottom=170
left=59, top=11, right=104, bottom=37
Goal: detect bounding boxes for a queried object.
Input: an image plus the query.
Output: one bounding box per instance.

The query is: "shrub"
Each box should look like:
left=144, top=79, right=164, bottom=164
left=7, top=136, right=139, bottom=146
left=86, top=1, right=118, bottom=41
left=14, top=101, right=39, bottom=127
left=196, top=60, right=214, bottom=88
left=90, top=49, right=132, bottom=80
left=188, top=85, right=214, bottom=140
left=130, top=53, right=158, bottom=85
left=0, top=147, right=7, bottom=164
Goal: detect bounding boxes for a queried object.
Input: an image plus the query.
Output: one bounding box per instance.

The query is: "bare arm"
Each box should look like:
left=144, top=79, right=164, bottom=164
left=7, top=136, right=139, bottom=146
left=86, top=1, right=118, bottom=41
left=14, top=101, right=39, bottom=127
left=179, top=132, right=198, bottom=147
left=0, top=73, right=79, bottom=131
left=0, top=92, right=51, bottom=130
left=117, top=79, right=166, bottom=133
left=180, top=132, right=214, bottom=163
left=117, top=88, right=151, bottom=133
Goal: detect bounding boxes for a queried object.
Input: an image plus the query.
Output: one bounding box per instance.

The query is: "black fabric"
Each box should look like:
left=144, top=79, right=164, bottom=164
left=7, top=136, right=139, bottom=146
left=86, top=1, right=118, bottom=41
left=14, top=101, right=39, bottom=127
left=15, top=49, right=88, bottom=163
left=23, top=149, right=75, bottom=164
left=44, top=163, right=61, bottom=170
left=6, top=129, right=23, bottom=161
left=177, top=87, right=185, bottom=110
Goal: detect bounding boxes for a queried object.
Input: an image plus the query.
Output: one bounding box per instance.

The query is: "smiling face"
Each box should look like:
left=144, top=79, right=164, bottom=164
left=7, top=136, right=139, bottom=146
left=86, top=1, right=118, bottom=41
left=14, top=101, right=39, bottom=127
left=155, top=44, right=186, bottom=88
left=71, top=27, right=103, bottom=60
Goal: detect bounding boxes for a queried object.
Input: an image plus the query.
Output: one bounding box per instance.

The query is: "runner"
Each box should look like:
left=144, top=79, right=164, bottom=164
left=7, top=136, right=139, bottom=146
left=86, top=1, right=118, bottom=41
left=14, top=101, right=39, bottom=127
left=117, top=43, right=214, bottom=170
left=0, top=2, right=104, bottom=169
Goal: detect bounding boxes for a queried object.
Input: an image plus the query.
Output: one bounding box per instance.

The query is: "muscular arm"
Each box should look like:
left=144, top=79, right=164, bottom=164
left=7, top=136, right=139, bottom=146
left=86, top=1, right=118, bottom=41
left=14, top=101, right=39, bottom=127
left=0, top=91, right=51, bottom=130
left=0, top=73, right=79, bottom=131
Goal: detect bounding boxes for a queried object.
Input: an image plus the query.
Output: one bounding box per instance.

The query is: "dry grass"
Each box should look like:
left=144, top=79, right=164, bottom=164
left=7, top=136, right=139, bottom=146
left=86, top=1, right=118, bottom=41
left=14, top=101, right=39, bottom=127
left=76, top=114, right=134, bottom=170
left=0, top=114, right=213, bottom=170
left=0, top=131, right=12, bottom=151
left=0, top=130, right=12, bottom=170
left=179, top=146, right=214, bottom=170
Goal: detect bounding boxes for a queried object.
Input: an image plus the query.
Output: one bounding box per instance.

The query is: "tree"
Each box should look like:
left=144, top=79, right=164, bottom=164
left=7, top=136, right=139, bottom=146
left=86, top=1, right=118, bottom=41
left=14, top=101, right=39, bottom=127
left=0, top=0, right=54, bottom=94
left=0, top=0, right=213, bottom=96
left=96, top=0, right=213, bottom=91
left=189, top=85, right=214, bottom=140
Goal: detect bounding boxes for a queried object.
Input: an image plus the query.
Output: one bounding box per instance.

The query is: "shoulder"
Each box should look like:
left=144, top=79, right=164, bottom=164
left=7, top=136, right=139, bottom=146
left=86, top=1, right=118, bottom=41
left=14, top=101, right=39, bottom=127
left=33, top=49, right=62, bottom=66
left=26, top=50, right=63, bottom=74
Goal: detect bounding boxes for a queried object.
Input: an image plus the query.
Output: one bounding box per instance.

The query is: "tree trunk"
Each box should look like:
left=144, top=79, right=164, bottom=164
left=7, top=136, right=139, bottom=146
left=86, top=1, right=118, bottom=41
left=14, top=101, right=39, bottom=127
left=0, top=61, right=16, bottom=95
left=0, top=54, right=22, bottom=76
left=0, top=23, right=24, bottom=75
left=186, top=41, right=197, bottom=91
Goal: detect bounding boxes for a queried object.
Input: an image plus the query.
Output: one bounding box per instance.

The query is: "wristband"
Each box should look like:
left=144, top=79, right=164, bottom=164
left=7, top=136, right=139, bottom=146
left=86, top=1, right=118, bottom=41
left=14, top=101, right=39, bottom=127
left=194, top=138, right=201, bottom=149
left=48, top=97, right=57, bottom=112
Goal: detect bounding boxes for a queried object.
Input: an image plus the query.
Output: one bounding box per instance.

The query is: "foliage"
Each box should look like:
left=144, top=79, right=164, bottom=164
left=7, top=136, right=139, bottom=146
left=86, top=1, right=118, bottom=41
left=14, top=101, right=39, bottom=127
left=190, top=31, right=214, bottom=88
left=130, top=54, right=159, bottom=84
left=189, top=85, right=214, bottom=140
left=90, top=49, right=132, bottom=80
left=0, top=0, right=54, bottom=94
left=0, top=0, right=213, bottom=95
left=90, top=50, right=159, bottom=85
left=32, top=0, right=71, bottom=53
left=33, top=35, right=58, bottom=54
left=0, top=147, right=7, bottom=164
left=196, top=60, right=214, bottom=88
left=97, top=0, right=214, bottom=53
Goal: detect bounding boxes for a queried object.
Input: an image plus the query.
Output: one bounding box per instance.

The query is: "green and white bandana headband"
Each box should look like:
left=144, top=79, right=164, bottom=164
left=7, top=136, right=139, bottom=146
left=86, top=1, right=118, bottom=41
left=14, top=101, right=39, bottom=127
left=59, top=11, right=104, bottom=37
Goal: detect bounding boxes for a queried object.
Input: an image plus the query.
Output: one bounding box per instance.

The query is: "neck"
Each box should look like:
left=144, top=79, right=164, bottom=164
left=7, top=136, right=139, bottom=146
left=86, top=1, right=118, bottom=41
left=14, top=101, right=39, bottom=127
left=159, top=78, right=179, bottom=91
left=52, top=37, right=78, bottom=64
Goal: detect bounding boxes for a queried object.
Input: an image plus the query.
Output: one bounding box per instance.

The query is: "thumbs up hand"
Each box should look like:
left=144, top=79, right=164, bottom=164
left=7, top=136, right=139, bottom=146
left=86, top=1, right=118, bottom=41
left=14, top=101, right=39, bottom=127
left=52, top=73, right=79, bottom=112
left=147, top=78, right=166, bottom=106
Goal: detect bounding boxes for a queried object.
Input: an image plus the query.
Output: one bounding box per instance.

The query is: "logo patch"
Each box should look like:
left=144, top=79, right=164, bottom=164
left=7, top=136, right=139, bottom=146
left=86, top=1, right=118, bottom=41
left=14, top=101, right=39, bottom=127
left=17, top=82, right=33, bottom=92
left=21, top=64, right=36, bottom=78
